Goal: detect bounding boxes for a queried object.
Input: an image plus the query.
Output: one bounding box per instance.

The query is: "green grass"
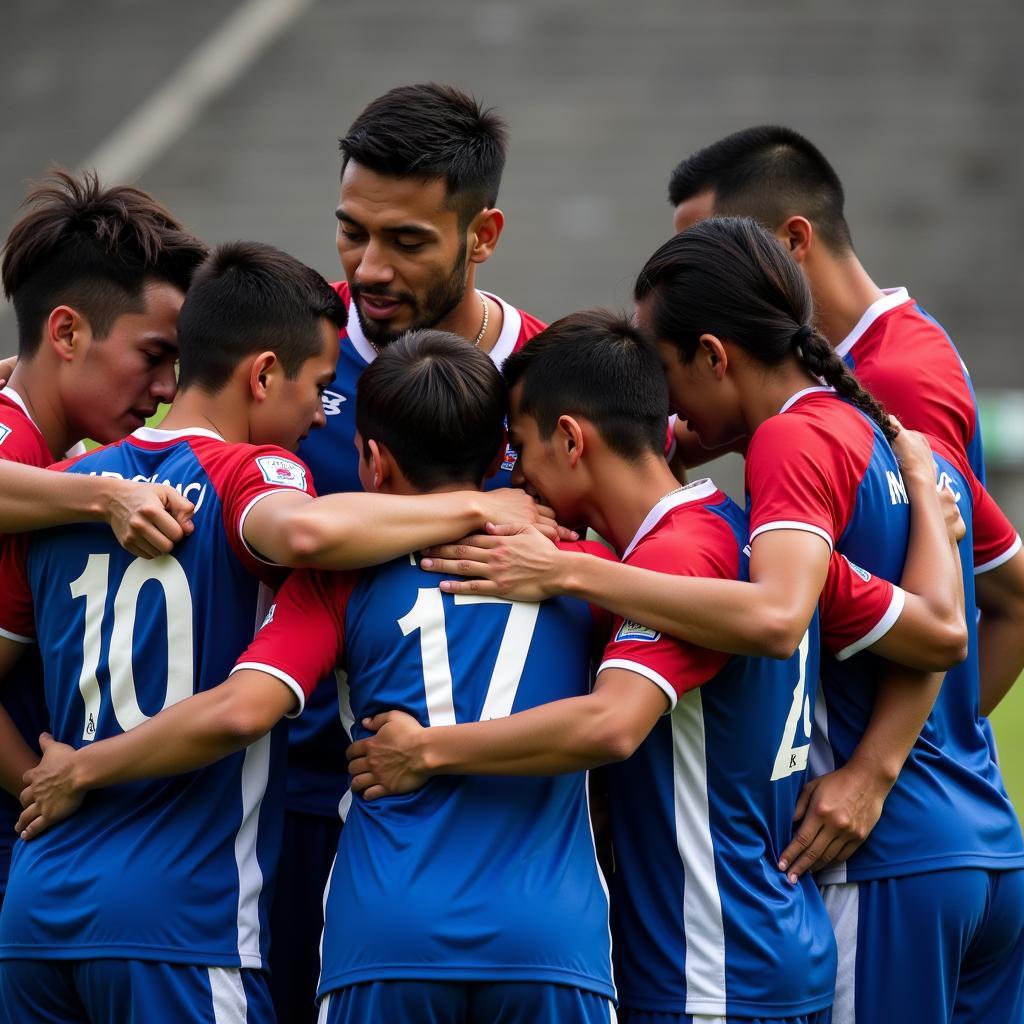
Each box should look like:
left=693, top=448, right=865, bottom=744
left=992, top=672, right=1024, bottom=822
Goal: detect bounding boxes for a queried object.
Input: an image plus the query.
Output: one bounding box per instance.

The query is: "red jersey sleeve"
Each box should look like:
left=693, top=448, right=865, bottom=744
left=231, top=568, right=357, bottom=716
left=558, top=537, right=619, bottom=641
left=971, top=482, right=1021, bottom=574
left=0, top=535, right=35, bottom=643
left=596, top=510, right=734, bottom=709
left=194, top=441, right=317, bottom=585
left=745, top=413, right=847, bottom=552
left=819, top=552, right=905, bottom=661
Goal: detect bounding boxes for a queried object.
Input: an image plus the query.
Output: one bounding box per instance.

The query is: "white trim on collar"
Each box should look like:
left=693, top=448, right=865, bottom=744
left=779, top=385, right=835, bottom=415
left=622, top=478, right=718, bottom=560
left=343, top=290, right=521, bottom=369
left=131, top=426, right=225, bottom=443
left=834, top=287, right=910, bottom=359
left=0, top=386, right=37, bottom=427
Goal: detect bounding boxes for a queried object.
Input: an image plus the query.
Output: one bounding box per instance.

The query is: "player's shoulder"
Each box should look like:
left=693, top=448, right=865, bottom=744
left=628, top=482, right=741, bottom=577
left=0, top=394, right=53, bottom=467
left=208, top=441, right=314, bottom=494
left=515, top=307, right=547, bottom=343
left=750, top=388, right=860, bottom=457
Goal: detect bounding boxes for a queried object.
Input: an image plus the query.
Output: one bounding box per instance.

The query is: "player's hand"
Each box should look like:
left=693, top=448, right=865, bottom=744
left=477, top=489, right=578, bottom=543
left=107, top=480, right=195, bottom=558
left=421, top=523, right=565, bottom=601
left=937, top=482, right=966, bottom=545
left=889, top=418, right=936, bottom=485
left=16, top=734, right=84, bottom=840
left=778, top=762, right=891, bottom=883
left=347, top=711, right=429, bottom=801
left=0, top=354, right=16, bottom=389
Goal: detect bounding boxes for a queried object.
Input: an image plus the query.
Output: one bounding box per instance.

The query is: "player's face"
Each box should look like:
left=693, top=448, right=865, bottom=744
left=507, top=385, right=587, bottom=526
left=636, top=299, right=742, bottom=450
left=672, top=189, right=715, bottom=235
left=253, top=320, right=340, bottom=452
left=336, top=162, right=470, bottom=348
left=65, top=280, right=183, bottom=444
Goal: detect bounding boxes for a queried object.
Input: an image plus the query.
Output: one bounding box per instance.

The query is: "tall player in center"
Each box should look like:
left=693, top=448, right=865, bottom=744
left=280, top=83, right=549, bottom=1022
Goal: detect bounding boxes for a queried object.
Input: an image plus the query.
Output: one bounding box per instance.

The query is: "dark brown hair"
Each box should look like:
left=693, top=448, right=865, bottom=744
left=356, top=329, right=506, bottom=490
left=340, top=84, right=508, bottom=227
left=1, top=169, right=207, bottom=355
left=635, top=217, right=894, bottom=441
left=175, top=242, right=346, bottom=392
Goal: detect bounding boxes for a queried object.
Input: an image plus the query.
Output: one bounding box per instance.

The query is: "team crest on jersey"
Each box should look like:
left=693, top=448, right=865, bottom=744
left=500, top=443, right=518, bottom=473
left=616, top=619, right=661, bottom=643
left=0, top=424, right=10, bottom=447
left=846, top=559, right=871, bottom=582
left=256, top=455, right=307, bottom=490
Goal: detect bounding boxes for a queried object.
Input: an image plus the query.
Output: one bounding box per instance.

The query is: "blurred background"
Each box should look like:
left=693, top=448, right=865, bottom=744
left=1, top=0, right=1022, bottom=810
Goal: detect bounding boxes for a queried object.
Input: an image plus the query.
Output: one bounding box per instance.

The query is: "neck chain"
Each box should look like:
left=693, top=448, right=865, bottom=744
left=472, top=291, right=489, bottom=347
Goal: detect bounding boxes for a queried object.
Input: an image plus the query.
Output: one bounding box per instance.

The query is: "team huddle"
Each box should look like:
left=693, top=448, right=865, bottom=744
left=0, top=83, right=1020, bottom=1024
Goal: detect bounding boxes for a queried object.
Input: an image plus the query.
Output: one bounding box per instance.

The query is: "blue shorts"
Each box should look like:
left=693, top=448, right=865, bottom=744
left=0, top=959, right=273, bottom=1023
left=268, top=809, right=342, bottom=1024
left=821, top=867, right=1024, bottom=1024
left=617, top=1013, right=830, bottom=1024
left=318, top=980, right=616, bottom=1024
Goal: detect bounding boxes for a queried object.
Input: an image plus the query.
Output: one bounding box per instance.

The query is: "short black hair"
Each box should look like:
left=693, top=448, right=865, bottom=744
left=503, top=310, right=669, bottom=460
left=175, top=242, right=346, bottom=393
left=1, top=169, right=207, bottom=356
left=356, top=329, right=506, bottom=490
left=339, top=83, right=508, bottom=227
left=668, top=126, right=853, bottom=252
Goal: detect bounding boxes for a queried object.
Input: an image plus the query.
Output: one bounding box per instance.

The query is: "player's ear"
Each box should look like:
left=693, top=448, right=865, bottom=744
left=556, top=415, right=585, bottom=467
left=249, top=352, right=279, bottom=400
left=698, top=334, right=729, bottom=380
left=776, top=216, right=813, bottom=264
left=45, top=306, right=86, bottom=363
left=468, top=208, right=504, bottom=264
left=366, top=438, right=390, bottom=491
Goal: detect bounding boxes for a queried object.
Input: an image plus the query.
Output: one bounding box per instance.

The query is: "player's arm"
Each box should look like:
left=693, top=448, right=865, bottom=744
left=0, top=636, right=35, bottom=799
left=241, top=487, right=571, bottom=570
left=857, top=427, right=968, bottom=668
left=16, top=568, right=345, bottom=839
left=976, top=549, right=1024, bottom=716
left=0, top=460, right=193, bottom=559
left=778, top=661, right=944, bottom=882
left=16, top=670, right=300, bottom=838
left=348, top=667, right=670, bottom=799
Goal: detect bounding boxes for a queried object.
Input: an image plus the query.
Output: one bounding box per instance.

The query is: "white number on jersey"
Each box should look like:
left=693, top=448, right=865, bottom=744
left=69, top=554, right=194, bottom=742
left=398, top=589, right=540, bottom=726
left=770, top=629, right=812, bottom=781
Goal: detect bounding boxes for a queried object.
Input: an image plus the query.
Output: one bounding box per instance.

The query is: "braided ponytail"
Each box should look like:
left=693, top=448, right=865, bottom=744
left=797, top=329, right=897, bottom=442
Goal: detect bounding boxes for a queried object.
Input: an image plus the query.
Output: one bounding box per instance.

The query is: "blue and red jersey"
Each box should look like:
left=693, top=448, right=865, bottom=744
left=598, top=481, right=838, bottom=1017
left=289, top=282, right=547, bottom=818
left=836, top=287, right=986, bottom=483
left=0, top=427, right=315, bottom=968
left=234, top=546, right=615, bottom=1002
left=0, top=390, right=56, bottom=901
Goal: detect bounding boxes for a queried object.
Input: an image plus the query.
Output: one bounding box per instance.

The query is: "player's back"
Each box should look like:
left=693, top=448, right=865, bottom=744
left=0, top=427, right=307, bottom=970
left=602, top=487, right=835, bottom=1017
left=318, top=553, right=614, bottom=1002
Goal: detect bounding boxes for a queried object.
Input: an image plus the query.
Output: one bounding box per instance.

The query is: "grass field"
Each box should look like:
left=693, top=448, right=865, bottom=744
left=992, top=673, right=1024, bottom=822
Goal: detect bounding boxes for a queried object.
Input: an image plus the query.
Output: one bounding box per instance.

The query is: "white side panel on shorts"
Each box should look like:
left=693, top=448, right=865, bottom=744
left=822, top=882, right=859, bottom=1024
left=209, top=967, right=248, bottom=1024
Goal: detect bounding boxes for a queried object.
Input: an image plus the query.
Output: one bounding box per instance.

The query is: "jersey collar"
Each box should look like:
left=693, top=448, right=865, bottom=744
left=622, top=478, right=719, bottom=560
left=779, top=385, right=835, bottom=415
left=344, top=290, right=522, bottom=370
left=834, top=287, right=910, bottom=359
left=131, top=425, right=225, bottom=443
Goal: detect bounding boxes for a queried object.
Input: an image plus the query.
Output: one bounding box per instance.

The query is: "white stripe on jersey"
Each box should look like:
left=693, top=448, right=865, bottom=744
left=234, top=733, right=272, bottom=967
left=809, top=682, right=848, bottom=885
left=672, top=688, right=728, bottom=1015
left=317, top=991, right=332, bottom=1024
left=822, top=882, right=859, bottom=1024
left=208, top=966, right=248, bottom=1023
left=318, top=851, right=338, bottom=1008
left=584, top=771, right=617, bottom=1004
